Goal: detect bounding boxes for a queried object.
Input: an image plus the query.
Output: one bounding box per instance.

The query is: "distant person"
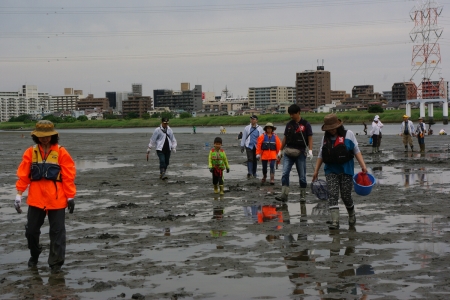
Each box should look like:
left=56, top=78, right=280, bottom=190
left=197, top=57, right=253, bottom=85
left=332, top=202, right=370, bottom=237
left=370, top=117, right=381, bottom=153
left=362, top=121, right=367, bottom=135
left=147, top=117, right=177, bottom=180
left=240, top=115, right=264, bottom=179
left=312, top=114, right=368, bottom=229
left=372, top=115, right=383, bottom=149
left=439, top=129, right=447, bottom=135
left=237, top=132, right=243, bottom=140
left=256, top=122, right=282, bottom=185
left=415, top=117, right=426, bottom=152
left=219, top=125, right=224, bottom=134
left=193, top=125, right=196, bottom=134
left=275, top=104, right=313, bottom=203
left=400, top=115, right=415, bottom=152
left=15, top=120, right=77, bottom=273
left=208, top=137, right=230, bottom=195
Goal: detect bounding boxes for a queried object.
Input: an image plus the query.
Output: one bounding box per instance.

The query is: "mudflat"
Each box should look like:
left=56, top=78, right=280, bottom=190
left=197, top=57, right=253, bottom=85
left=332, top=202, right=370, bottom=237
left=1, top=130, right=450, bottom=299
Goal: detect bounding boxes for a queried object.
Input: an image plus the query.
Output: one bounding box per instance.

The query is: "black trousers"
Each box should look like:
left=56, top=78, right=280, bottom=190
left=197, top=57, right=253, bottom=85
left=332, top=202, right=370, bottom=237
left=26, top=206, right=66, bottom=267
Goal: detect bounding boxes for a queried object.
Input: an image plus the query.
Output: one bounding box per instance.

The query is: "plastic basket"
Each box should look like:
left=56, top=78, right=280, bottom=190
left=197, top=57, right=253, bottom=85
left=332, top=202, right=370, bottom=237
left=311, top=179, right=329, bottom=201
left=353, top=173, right=376, bottom=196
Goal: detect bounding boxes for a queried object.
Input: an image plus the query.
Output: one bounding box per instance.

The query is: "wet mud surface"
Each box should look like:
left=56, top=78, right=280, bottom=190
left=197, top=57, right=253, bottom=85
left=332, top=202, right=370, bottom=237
left=1, top=131, right=450, bottom=299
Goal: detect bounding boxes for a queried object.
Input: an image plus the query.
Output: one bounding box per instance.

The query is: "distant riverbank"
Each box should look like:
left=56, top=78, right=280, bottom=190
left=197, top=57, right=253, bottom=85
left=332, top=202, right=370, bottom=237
left=0, top=109, right=445, bottom=130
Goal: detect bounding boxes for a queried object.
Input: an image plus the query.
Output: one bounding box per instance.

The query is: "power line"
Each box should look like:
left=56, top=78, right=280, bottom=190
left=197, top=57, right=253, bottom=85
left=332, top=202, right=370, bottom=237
left=0, top=19, right=410, bottom=38
left=0, top=40, right=411, bottom=63
left=0, top=0, right=407, bottom=15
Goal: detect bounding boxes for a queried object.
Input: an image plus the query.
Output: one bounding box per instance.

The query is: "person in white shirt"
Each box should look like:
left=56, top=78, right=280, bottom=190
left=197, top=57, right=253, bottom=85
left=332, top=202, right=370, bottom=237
left=370, top=117, right=381, bottom=153
left=373, top=115, right=384, bottom=149
left=147, top=118, right=177, bottom=179
left=400, top=115, right=415, bottom=152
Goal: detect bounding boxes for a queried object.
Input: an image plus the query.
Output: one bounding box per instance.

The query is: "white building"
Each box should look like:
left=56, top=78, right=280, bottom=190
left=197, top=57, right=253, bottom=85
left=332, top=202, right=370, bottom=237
left=248, top=86, right=296, bottom=109
left=0, top=85, right=52, bottom=122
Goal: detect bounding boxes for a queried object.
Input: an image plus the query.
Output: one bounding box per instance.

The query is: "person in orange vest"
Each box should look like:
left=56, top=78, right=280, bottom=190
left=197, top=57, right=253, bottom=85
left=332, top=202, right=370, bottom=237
left=15, top=120, right=76, bottom=274
left=256, top=122, right=282, bottom=185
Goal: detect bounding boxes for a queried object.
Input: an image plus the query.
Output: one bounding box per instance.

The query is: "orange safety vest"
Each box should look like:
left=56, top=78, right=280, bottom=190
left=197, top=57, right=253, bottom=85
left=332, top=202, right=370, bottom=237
left=16, top=144, right=76, bottom=210
left=256, top=133, right=282, bottom=160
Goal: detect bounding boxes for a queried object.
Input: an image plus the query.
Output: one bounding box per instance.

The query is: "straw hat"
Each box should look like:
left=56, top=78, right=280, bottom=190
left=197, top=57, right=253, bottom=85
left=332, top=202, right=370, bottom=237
left=263, top=122, right=276, bottom=131
left=321, top=114, right=343, bottom=131
left=31, top=120, right=58, bottom=137
left=403, top=114, right=409, bottom=118
left=418, top=117, right=423, bottom=120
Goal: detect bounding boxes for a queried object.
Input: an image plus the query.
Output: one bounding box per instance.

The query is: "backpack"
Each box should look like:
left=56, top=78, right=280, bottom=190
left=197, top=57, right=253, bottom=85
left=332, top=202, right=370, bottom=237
left=321, top=131, right=354, bottom=164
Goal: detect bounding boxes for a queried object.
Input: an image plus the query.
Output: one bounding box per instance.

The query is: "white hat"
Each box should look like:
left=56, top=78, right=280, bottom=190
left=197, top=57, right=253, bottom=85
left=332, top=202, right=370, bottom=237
left=374, top=117, right=379, bottom=121
left=375, top=115, right=380, bottom=119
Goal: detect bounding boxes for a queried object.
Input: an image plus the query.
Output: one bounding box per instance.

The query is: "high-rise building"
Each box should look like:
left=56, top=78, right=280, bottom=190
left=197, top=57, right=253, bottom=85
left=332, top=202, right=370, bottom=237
left=392, top=82, right=417, bottom=102
left=105, top=92, right=117, bottom=109
left=76, top=94, right=110, bottom=111
left=154, top=84, right=202, bottom=112
left=132, top=83, right=142, bottom=96
left=296, top=66, right=331, bottom=109
left=248, top=86, right=296, bottom=109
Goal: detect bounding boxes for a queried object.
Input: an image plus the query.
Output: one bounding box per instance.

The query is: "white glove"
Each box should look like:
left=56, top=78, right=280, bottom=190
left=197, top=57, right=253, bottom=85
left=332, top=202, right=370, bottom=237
left=256, top=155, right=261, bottom=161
left=307, top=150, right=313, bottom=160
left=146, top=148, right=151, bottom=154
left=14, top=194, right=22, bottom=214
left=172, top=148, right=176, bottom=153
left=277, top=151, right=283, bottom=160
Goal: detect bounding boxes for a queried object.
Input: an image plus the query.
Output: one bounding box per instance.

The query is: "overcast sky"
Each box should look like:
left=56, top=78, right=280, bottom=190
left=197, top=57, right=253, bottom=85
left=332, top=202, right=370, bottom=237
left=1, top=0, right=450, bottom=98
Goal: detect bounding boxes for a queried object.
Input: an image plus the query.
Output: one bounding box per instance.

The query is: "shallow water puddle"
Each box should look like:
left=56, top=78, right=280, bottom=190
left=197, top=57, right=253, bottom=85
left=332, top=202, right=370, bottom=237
left=75, top=159, right=133, bottom=171
left=369, top=165, right=450, bottom=190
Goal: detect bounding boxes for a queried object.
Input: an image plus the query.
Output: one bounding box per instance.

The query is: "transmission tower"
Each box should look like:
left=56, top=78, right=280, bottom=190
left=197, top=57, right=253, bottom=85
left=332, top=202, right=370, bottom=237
left=409, top=0, right=445, bottom=99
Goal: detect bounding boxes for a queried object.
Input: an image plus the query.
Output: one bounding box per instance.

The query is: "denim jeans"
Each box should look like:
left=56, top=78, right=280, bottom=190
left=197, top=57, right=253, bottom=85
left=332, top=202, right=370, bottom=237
left=261, top=160, right=276, bottom=175
left=156, top=150, right=171, bottom=170
left=281, top=152, right=307, bottom=188
left=245, top=147, right=257, bottom=176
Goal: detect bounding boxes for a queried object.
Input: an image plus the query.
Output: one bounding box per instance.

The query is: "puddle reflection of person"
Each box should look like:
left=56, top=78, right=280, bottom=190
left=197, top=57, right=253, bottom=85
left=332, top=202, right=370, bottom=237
left=26, top=268, right=73, bottom=299
left=211, top=204, right=227, bottom=248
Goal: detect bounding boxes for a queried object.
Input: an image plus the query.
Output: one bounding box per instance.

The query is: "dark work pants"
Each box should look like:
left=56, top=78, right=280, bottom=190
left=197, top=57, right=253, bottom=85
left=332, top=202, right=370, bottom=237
left=26, top=206, right=66, bottom=267
left=245, top=147, right=257, bottom=176
left=156, top=150, right=171, bottom=173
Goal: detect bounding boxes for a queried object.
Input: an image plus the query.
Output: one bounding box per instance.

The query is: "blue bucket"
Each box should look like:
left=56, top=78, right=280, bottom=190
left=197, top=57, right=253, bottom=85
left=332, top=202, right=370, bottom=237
left=353, top=173, right=376, bottom=196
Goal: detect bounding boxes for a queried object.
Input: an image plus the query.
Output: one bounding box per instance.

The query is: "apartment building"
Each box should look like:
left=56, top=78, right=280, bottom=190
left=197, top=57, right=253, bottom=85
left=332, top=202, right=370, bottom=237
left=122, top=95, right=152, bottom=117
left=330, top=90, right=350, bottom=103
left=153, top=84, right=202, bottom=112
left=76, top=94, right=110, bottom=111
left=352, top=85, right=374, bottom=98
left=0, top=85, right=52, bottom=122
left=248, top=86, right=295, bottom=109
left=296, top=66, right=331, bottom=109
left=392, top=82, right=417, bottom=102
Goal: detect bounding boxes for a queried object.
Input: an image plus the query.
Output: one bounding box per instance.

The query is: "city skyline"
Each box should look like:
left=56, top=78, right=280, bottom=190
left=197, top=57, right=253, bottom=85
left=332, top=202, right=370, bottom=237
left=1, top=0, right=449, bottom=98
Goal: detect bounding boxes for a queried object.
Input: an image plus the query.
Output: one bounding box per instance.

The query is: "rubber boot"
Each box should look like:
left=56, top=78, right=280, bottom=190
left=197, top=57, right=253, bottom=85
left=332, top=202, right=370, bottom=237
left=347, top=206, right=356, bottom=226
left=270, top=173, right=275, bottom=185
left=376, top=147, right=380, bottom=153
left=275, top=186, right=289, bottom=203
left=404, top=145, right=408, bottom=152
left=214, top=185, right=219, bottom=194
left=328, top=209, right=340, bottom=229
left=300, top=188, right=306, bottom=203
left=261, top=174, right=267, bottom=183
left=410, top=145, right=414, bottom=152
left=219, top=185, right=224, bottom=195
left=372, top=147, right=376, bottom=154
left=420, top=144, right=425, bottom=153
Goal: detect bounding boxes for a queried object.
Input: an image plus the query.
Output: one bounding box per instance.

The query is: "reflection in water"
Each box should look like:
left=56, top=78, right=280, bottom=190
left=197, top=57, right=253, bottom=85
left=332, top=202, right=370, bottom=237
left=281, top=217, right=375, bottom=298
left=26, top=268, right=72, bottom=299
left=211, top=196, right=227, bottom=242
